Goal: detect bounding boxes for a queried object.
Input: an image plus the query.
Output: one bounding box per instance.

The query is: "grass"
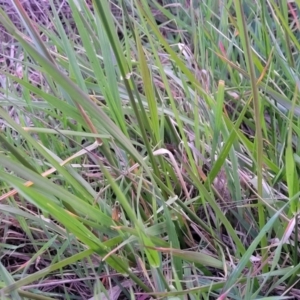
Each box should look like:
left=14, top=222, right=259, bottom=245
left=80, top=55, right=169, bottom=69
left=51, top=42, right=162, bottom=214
left=0, top=0, right=299, bottom=298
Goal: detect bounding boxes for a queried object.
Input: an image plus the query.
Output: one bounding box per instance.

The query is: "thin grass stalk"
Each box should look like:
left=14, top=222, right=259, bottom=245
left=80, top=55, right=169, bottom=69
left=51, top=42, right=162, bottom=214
left=233, top=0, right=267, bottom=270
left=278, top=1, right=295, bottom=68
left=287, top=87, right=299, bottom=215
left=259, top=0, right=271, bottom=57
left=13, top=290, right=55, bottom=300
left=92, top=0, right=162, bottom=179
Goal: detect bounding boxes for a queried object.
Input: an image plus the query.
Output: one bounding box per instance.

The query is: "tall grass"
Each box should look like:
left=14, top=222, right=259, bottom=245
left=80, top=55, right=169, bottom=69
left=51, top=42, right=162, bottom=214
left=0, top=0, right=299, bottom=298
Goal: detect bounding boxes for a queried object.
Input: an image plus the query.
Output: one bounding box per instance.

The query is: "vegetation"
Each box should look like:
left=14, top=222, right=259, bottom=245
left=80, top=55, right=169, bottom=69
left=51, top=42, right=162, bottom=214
left=0, top=0, right=299, bottom=299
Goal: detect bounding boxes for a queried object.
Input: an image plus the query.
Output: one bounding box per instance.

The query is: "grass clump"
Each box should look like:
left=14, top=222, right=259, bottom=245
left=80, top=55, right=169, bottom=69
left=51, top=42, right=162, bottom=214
left=0, top=0, right=299, bottom=299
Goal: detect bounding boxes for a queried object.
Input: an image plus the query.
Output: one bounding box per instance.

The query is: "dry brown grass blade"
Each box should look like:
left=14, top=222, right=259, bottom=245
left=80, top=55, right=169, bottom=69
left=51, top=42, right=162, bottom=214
left=256, top=48, right=274, bottom=85
left=153, top=148, right=190, bottom=199
left=0, top=141, right=100, bottom=201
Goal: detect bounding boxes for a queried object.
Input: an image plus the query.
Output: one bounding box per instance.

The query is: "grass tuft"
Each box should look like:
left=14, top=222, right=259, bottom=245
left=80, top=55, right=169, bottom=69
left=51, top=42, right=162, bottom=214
left=0, top=0, right=299, bottom=298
